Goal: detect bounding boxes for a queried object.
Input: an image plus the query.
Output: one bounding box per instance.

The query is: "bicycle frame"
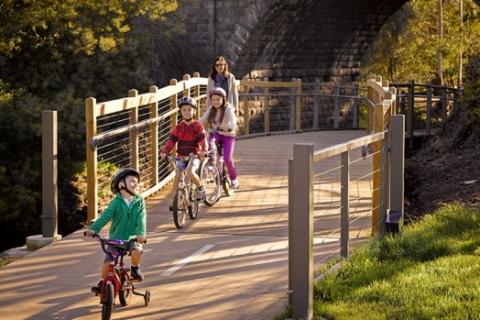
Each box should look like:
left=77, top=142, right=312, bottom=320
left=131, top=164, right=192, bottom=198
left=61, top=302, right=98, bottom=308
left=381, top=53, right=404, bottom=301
left=168, top=154, right=197, bottom=205
left=85, top=232, right=150, bottom=314
left=166, top=154, right=201, bottom=228
left=93, top=237, right=129, bottom=298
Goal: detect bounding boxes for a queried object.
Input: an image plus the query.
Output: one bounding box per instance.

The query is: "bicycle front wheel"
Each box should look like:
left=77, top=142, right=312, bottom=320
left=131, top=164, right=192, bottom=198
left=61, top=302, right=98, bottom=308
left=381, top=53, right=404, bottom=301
left=188, top=188, right=199, bottom=220
left=173, top=189, right=187, bottom=229
left=199, top=160, right=221, bottom=206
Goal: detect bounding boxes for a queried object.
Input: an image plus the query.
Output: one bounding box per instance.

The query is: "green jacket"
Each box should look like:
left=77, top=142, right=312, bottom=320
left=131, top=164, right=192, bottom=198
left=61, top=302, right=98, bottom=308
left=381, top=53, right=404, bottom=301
left=91, top=193, right=146, bottom=240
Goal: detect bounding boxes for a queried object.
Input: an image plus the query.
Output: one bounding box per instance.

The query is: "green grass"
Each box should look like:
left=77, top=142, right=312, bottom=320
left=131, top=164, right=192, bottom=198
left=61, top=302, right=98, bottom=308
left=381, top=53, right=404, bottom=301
left=279, top=204, right=480, bottom=319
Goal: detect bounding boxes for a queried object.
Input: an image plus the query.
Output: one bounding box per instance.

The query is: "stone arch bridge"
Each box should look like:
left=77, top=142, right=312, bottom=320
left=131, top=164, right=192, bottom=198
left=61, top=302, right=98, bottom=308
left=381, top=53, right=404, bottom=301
left=177, top=0, right=407, bottom=81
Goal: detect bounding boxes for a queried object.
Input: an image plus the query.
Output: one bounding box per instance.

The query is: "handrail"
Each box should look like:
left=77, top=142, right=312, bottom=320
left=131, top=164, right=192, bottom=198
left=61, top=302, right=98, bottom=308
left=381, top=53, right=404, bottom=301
left=288, top=74, right=404, bottom=319
left=84, top=73, right=367, bottom=222
left=313, top=132, right=384, bottom=161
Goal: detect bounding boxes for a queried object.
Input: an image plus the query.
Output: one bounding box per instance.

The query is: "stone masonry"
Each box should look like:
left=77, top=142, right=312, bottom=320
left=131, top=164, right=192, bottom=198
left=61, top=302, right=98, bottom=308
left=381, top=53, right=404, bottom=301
left=176, top=0, right=407, bottom=81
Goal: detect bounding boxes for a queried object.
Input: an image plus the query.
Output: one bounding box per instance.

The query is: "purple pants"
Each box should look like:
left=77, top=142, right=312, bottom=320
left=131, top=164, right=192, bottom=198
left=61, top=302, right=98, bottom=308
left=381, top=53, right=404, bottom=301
left=209, top=131, right=237, bottom=180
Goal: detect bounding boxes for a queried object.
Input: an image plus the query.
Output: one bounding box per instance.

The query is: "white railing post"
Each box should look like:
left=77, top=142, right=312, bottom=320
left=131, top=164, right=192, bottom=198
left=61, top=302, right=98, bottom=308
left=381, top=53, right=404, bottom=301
left=289, top=143, right=314, bottom=320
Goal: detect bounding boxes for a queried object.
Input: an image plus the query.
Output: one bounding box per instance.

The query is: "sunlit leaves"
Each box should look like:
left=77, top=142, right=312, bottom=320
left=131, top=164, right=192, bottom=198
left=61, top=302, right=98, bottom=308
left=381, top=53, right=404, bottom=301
left=363, top=0, right=480, bottom=86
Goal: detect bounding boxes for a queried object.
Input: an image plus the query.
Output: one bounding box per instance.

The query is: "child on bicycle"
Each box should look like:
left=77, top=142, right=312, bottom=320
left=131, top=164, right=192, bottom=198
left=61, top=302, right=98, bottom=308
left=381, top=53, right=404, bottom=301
left=85, top=167, right=147, bottom=294
left=200, top=87, right=239, bottom=189
left=160, top=96, right=207, bottom=206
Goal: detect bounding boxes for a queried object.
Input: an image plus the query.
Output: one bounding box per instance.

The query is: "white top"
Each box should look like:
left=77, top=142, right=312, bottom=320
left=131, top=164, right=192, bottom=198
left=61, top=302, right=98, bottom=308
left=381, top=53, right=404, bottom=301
left=200, top=103, right=237, bottom=137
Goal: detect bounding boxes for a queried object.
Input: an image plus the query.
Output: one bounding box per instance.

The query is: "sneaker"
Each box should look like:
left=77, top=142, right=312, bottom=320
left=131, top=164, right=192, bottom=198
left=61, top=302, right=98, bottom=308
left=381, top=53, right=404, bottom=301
left=196, top=187, right=206, bottom=201
left=91, top=281, right=102, bottom=295
left=231, top=179, right=240, bottom=189
left=131, top=266, right=144, bottom=282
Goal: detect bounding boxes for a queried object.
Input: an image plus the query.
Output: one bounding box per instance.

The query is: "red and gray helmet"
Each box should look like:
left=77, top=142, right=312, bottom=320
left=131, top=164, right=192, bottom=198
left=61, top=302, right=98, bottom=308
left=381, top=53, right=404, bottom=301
left=177, top=96, right=197, bottom=109
left=209, top=87, right=227, bottom=99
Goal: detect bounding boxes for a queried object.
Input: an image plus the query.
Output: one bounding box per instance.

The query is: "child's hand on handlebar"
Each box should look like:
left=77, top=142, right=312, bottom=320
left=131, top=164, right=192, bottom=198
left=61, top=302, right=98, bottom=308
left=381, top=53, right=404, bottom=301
left=84, top=229, right=96, bottom=237
left=136, top=236, right=146, bottom=244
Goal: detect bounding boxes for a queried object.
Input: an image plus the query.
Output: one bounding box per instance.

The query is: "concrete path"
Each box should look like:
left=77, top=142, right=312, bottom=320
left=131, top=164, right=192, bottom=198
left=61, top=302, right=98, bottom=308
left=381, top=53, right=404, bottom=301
left=0, top=131, right=372, bottom=320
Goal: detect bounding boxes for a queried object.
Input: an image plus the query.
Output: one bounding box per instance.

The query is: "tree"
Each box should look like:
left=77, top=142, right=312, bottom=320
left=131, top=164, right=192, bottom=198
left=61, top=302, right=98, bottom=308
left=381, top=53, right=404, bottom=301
left=362, top=0, right=480, bottom=86
left=0, top=0, right=178, bottom=251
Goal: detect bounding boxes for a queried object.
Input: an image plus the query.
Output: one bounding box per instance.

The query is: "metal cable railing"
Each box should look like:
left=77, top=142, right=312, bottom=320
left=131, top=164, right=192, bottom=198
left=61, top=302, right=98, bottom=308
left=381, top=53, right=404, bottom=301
left=288, top=75, right=405, bottom=318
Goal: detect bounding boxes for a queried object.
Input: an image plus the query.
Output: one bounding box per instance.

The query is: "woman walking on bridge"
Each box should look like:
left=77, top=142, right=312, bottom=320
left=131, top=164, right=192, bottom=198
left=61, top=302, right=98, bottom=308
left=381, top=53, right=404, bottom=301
left=206, top=56, right=239, bottom=115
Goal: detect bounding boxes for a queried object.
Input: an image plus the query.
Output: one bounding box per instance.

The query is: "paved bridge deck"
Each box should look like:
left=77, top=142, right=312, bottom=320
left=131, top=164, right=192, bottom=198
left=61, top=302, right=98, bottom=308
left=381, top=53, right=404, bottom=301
left=0, top=131, right=373, bottom=320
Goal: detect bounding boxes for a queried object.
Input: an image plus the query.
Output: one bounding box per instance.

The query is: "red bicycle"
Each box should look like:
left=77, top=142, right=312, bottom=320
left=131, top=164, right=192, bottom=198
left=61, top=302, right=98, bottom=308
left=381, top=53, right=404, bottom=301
left=85, top=232, right=150, bottom=320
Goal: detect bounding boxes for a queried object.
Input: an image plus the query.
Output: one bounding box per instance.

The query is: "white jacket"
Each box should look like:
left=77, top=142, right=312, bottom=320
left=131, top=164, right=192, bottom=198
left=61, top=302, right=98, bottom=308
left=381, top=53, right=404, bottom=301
left=200, top=103, right=237, bottom=137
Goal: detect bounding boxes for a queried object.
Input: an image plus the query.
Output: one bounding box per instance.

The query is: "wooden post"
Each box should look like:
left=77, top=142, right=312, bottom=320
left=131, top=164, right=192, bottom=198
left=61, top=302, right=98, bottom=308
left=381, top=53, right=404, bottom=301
left=426, top=83, right=432, bottom=136
left=85, top=97, right=98, bottom=222
left=352, top=83, right=359, bottom=129
left=441, top=86, right=448, bottom=122
left=333, top=83, right=340, bottom=129
left=372, top=104, right=384, bottom=234
left=380, top=129, right=389, bottom=236
left=390, top=115, right=405, bottom=230
left=243, top=87, right=250, bottom=135
left=407, top=80, right=414, bottom=148
left=149, top=85, right=159, bottom=186
left=313, top=79, right=320, bottom=130
left=128, top=89, right=139, bottom=171
left=193, top=72, right=201, bottom=118
left=288, top=158, right=293, bottom=304
left=290, top=143, right=314, bottom=320
left=289, top=78, right=296, bottom=131
left=340, top=150, right=349, bottom=258
left=295, top=78, right=302, bottom=131
left=183, top=74, right=191, bottom=97
left=263, top=78, right=270, bottom=134
left=400, top=90, right=406, bottom=115
left=42, top=111, right=58, bottom=238
left=169, top=79, right=178, bottom=156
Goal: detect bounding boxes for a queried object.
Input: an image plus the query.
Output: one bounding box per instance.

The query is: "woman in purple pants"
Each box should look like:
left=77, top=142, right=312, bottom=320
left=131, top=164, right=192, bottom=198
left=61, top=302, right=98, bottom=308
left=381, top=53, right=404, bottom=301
left=200, top=87, right=239, bottom=189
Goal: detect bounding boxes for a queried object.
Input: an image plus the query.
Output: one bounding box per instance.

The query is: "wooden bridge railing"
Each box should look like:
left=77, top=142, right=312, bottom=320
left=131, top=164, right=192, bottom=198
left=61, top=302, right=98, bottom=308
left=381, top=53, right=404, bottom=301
left=391, top=81, right=461, bottom=144
left=85, top=74, right=362, bottom=221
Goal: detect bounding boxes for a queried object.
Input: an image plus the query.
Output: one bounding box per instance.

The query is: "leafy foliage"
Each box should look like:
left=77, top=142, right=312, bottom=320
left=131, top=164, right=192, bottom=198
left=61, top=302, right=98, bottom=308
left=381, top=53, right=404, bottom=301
left=0, top=1, right=183, bottom=252
left=362, top=0, right=480, bottom=86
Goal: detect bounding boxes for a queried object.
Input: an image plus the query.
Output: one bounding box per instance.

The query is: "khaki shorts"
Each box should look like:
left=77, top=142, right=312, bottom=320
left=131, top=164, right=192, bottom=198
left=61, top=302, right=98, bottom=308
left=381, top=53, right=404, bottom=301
left=103, top=239, right=143, bottom=262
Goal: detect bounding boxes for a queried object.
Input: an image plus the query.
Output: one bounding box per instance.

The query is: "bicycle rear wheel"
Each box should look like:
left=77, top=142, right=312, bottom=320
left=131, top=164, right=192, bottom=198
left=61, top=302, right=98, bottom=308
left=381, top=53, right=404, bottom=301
left=173, top=189, right=187, bottom=229
left=102, top=282, right=114, bottom=320
left=199, top=160, right=221, bottom=206
left=119, top=276, right=132, bottom=306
